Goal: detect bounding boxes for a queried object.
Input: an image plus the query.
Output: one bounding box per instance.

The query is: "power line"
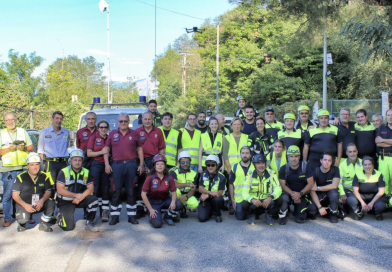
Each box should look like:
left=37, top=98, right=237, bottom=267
left=134, top=0, right=205, bottom=21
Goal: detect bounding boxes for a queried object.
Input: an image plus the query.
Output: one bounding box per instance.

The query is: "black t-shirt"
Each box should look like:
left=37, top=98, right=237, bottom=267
left=305, top=125, right=343, bottom=156
left=241, top=119, right=257, bottom=135
left=12, top=171, right=53, bottom=204
left=278, top=162, right=313, bottom=192
left=195, top=125, right=208, bottom=134
left=376, top=124, right=392, bottom=153
left=352, top=171, right=385, bottom=195
left=313, top=166, right=340, bottom=186
left=337, top=121, right=356, bottom=158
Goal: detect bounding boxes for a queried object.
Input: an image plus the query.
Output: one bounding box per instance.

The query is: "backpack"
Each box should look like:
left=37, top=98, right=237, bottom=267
left=314, top=166, right=335, bottom=184
left=284, top=161, right=307, bottom=181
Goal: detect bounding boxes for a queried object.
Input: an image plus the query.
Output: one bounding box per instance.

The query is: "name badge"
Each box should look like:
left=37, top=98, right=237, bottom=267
left=114, top=138, right=120, bottom=142
left=83, top=137, right=89, bottom=141
left=32, top=194, right=40, bottom=206
left=96, top=142, right=102, bottom=146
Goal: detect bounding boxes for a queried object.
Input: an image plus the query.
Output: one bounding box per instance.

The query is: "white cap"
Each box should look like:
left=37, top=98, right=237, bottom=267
left=178, top=151, right=191, bottom=161
left=26, top=152, right=41, bottom=163
left=205, top=154, right=219, bottom=164
left=69, top=148, right=84, bottom=159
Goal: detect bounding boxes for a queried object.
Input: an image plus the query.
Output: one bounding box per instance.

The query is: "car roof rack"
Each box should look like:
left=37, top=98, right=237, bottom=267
left=90, top=102, right=148, bottom=110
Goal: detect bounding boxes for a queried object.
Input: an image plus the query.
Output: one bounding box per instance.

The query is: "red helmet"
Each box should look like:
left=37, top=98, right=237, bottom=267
left=153, top=154, right=167, bottom=164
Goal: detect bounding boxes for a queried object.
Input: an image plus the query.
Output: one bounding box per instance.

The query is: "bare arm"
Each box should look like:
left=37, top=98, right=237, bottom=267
left=303, top=144, right=309, bottom=162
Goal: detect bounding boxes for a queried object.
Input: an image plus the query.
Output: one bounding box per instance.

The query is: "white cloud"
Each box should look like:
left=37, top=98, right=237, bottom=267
left=87, top=49, right=114, bottom=56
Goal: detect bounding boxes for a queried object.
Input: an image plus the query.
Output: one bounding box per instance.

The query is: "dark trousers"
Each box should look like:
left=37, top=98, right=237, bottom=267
left=242, top=197, right=282, bottom=216
left=198, top=196, right=224, bottom=222
left=347, top=194, right=388, bottom=215
left=110, top=161, right=138, bottom=219
left=90, top=161, right=110, bottom=212
left=234, top=201, right=247, bottom=220
left=280, top=193, right=310, bottom=220
left=149, top=198, right=183, bottom=228
left=308, top=189, right=339, bottom=215
left=45, top=160, right=67, bottom=187
left=57, top=195, right=98, bottom=231
left=15, top=199, right=55, bottom=225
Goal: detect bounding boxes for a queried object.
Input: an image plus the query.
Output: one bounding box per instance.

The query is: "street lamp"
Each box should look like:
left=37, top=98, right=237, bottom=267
left=98, top=0, right=111, bottom=103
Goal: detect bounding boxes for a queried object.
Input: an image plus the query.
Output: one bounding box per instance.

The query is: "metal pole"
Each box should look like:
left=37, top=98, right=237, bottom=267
left=216, top=24, right=220, bottom=114
left=107, top=3, right=111, bottom=103
left=183, top=53, right=187, bottom=96
left=322, top=26, right=327, bottom=109
left=154, top=0, right=157, bottom=91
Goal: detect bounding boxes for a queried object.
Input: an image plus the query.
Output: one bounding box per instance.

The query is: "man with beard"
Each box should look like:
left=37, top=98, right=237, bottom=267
left=195, top=112, right=208, bottom=133
left=229, top=146, right=255, bottom=220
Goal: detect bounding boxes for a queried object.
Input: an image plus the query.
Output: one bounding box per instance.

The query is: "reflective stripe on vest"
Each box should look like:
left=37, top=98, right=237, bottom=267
left=159, top=127, right=179, bottom=166
left=201, top=132, right=223, bottom=167
left=60, top=166, right=90, bottom=199
left=173, top=167, right=197, bottom=193
left=1, top=128, right=29, bottom=167
left=232, top=162, right=255, bottom=203
left=180, top=128, right=201, bottom=165
left=226, top=134, right=248, bottom=168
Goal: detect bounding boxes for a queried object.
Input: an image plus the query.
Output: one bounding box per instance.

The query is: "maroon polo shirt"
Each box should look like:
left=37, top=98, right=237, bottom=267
left=142, top=174, right=176, bottom=200
left=135, top=125, right=165, bottom=158
left=87, top=134, right=108, bottom=163
left=106, top=129, right=141, bottom=161
left=76, top=126, right=97, bottom=151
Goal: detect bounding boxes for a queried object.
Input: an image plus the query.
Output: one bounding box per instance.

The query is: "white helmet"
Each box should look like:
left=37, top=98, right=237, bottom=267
left=178, top=151, right=191, bottom=161
left=205, top=154, right=219, bottom=164
left=69, top=148, right=84, bottom=159
left=26, top=152, right=41, bottom=163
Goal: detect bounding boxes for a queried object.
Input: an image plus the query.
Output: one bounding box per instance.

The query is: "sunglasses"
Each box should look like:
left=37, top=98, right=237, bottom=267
left=99, top=126, right=108, bottom=129
left=119, top=120, right=129, bottom=123
left=206, top=164, right=217, bottom=167
left=181, top=161, right=190, bottom=165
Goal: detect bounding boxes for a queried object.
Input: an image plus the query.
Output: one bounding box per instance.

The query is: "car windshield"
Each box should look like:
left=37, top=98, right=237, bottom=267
left=80, top=114, right=140, bottom=131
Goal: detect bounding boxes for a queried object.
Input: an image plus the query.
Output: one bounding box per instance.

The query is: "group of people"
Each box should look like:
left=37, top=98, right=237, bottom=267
left=1, top=97, right=392, bottom=233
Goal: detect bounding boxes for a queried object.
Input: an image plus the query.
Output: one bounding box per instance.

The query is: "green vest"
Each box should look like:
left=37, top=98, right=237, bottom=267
left=338, top=158, right=362, bottom=195
left=267, top=151, right=287, bottom=174
left=59, top=166, right=90, bottom=201
left=201, top=132, right=223, bottom=167
left=172, top=167, right=197, bottom=194
left=232, top=162, right=255, bottom=203
left=159, top=127, right=179, bottom=166
left=180, top=128, right=201, bottom=165
left=200, top=171, right=225, bottom=193
left=1, top=128, right=29, bottom=167
left=242, top=168, right=282, bottom=202
left=226, top=133, right=248, bottom=168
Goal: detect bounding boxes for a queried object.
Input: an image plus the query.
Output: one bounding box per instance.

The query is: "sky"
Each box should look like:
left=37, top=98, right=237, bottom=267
left=0, top=0, right=234, bottom=82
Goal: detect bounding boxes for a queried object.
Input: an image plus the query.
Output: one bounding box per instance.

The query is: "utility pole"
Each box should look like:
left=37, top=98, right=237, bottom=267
left=216, top=24, right=220, bottom=113
left=179, top=53, right=192, bottom=96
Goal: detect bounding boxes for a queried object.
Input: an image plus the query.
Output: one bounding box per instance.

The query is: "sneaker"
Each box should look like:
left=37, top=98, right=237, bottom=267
left=353, top=212, right=363, bottom=221
left=375, top=214, right=384, bottom=221
left=295, top=217, right=305, bottom=224
left=330, top=214, right=338, bottom=223
left=163, top=217, right=175, bottom=226
left=38, top=221, right=53, bottom=232
left=279, top=217, right=287, bottom=225
left=17, top=224, right=26, bottom=232
left=171, top=214, right=180, bottom=223
left=48, top=215, right=57, bottom=225
left=247, top=215, right=255, bottom=225
left=85, top=221, right=99, bottom=232
left=265, top=213, right=273, bottom=226
left=102, top=210, right=110, bottom=222
left=215, top=216, right=222, bottom=223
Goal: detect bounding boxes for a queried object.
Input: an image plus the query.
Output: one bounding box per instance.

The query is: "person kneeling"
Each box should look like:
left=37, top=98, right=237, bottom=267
left=242, top=154, right=282, bottom=226
left=198, top=155, right=225, bottom=223
left=56, top=149, right=99, bottom=232
left=12, top=153, right=55, bottom=232
left=142, top=154, right=183, bottom=228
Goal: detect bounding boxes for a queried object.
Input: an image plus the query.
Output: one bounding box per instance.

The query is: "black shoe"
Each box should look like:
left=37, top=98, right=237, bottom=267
left=109, top=217, right=119, bottom=225
left=272, top=214, right=279, bottom=220
left=163, top=217, right=175, bottom=226
left=180, top=212, right=188, bottom=218
left=215, top=216, right=222, bottom=223
left=279, top=217, right=287, bottom=225
left=39, top=221, right=53, bottom=232
left=229, top=207, right=235, bottom=215
left=265, top=213, right=273, bottom=226
left=375, top=214, right=384, bottom=221
left=128, top=217, right=139, bottom=224
left=171, top=214, right=180, bottom=223
left=308, top=214, right=317, bottom=220
left=221, top=206, right=228, bottom=211
left=48, top=215, right=57, bottom=225
left=102, top=210, right=110, bottom=222
left=17, top=224, right=26, bottom=232
left=353, top=212, right=364, bottom=221
left=295, top=217, right=305, bottom=224
left=247, top=215, right=255, bottom=225
left=330, top=214, right=338, bottom=223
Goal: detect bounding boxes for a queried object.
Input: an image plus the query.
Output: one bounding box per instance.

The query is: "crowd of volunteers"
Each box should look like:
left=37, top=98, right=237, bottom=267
left=1, top=96, right=391, bottom=232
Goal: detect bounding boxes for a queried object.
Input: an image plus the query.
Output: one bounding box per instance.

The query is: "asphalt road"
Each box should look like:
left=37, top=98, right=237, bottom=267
left=1, top=206, right=391, bottom=272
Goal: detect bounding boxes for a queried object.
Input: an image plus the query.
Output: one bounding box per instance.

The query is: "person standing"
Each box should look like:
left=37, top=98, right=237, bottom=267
left=76, top=111, right=97, bottom=168
left=355, top=109, right=377, bottom=160
left=278, top=113, right=304, bottom=150
left=241, top=105, right=257, bottom=135
left=138, top=99, right=162, bottom=127
left=247, top=117, right=274, bottom=156
left=195, top=112, right=208, bottom=133
left=159, top=112, right=182, bottom=170
left=105, top=113, right=144, bottom=225
left=215, top=113, right=231, bottom=136
left=0, top=112, right=34, bottom=227
left=372, top=113, right=384, bottom=129
left=336, top=108, right=356, bottom=159
left=264, top=107, right=283, bottom=140
left=180, top=113, right=201, bottom=172
left=38, top=111, right=70, bottom=185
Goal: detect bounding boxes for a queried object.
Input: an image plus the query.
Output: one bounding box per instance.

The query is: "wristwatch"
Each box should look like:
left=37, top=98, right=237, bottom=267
left=300, top=191, right=304, bottom=196
left=317, top=186, right=320, bottom=191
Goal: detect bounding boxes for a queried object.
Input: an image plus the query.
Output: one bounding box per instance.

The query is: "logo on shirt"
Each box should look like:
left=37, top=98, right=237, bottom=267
left=84, top=177, right=88, bottom=182
left=155, top=134, right=157, bottom=138
left=165, top=180, right=168, bottom=185
left=45, top=135, right=52, bottom=138
left=96, top=138, right=102, bottom=143
left=140, top=132, right=145, bottom=137
left=129, top=137, right=132, bottom=141
left=381, top=131, right=387, bottom=134
left=217, top=141, right=221, bottom=147
left=114, top=134, right=119, bottom=138
left=171, top=137, right=175, bottom=141
left=82, top=132, right=88, bottom=137
left=152, top=179, right=158, bottom=184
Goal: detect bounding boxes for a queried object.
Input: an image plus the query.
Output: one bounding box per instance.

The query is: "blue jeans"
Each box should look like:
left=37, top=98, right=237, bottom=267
left=2, top=170, right=22, bottom=221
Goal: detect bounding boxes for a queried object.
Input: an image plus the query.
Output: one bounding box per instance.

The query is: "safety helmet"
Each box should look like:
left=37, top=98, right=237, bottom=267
left=178, top=151, right=191, bottom=162
left=287, top=145, right=301, bottom=156
left=236, top=95, right=246, bottom=102
left=297, top=105, right=310, bottom=112
left=251, top=154, right=266, bottom=164
left=153, top=154, right=167, bottom=164
left=205, top=154, right=219, bottom=164
left=317, top=109, right=330, bottom=118
left=284, top=113, right=296, bottom=121
left=69, top=148, right=84, bottom=159
left=26, top=152, right=41, bottom=163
